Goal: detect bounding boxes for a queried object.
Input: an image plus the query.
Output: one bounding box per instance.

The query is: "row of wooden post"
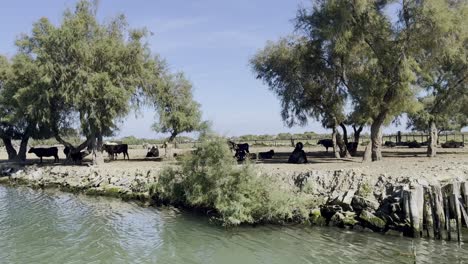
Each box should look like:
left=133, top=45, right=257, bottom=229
left=403, top=182, right=468, bottom=242
left=384, top=133, right=466, bottom=144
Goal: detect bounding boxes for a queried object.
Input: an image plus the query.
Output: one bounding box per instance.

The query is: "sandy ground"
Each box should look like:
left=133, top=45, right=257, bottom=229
left=1, top=145, right=467, bottom=181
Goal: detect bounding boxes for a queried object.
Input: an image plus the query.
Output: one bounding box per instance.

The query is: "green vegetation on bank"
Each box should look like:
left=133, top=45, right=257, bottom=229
left=149, top=137, right=317, bottom=226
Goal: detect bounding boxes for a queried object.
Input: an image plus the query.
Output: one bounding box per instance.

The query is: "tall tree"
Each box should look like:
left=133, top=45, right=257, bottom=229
left=251, top=36, right=349, bottom=159
left=0, top=55, right=54, bottom=161
left=408, top=0, right=468, bottom=157
left=14, top=0, right=161, bottom=164
left=151, top=73, right=204, bottom=143
left=251, top=0, right=425, bottom=161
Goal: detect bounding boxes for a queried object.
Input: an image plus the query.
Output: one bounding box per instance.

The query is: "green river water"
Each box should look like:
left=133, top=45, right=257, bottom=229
left=0, top=185, right=467, bottom=264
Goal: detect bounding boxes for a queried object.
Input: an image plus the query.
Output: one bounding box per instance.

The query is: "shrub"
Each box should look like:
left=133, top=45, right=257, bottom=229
left=149, top=136, right=314, bottom=225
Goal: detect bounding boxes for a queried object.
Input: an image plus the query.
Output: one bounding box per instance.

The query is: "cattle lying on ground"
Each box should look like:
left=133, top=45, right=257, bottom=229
left=406, top=141, right=422, bottom=148
left=28, top=147, right=59, bottom=163
left=384, top=141, right=397, bottom=148
left=441, top=141, right=465, bottom=148
left=317, top=139, right=333, bottom=152
left=288, top=142, right=308, bottom=164
left=103, top=144, right=129, bottom=160
left=63, top=147, right=89, bottom=164
left=259, top=149, right=274, bottom=159
left=146, top=146, right=159, bottom=157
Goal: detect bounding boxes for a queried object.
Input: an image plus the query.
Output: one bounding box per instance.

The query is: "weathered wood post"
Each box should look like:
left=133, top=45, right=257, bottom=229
left=444, top=183, right=462, bottom=243
left=432, top=184, right=446, bottom=240
left=462, top=182, right=468, bottom=221
left=443, top=195, right=451, bottom=241
left=409, top=184, right=424, bottom=238
left=423, top=187, right=434, bottom=238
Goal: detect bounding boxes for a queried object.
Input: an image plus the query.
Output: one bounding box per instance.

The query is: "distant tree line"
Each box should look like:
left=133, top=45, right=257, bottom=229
left=251, top=0, right=467, bottom=161
left=0, top=0, right=204, bottom=164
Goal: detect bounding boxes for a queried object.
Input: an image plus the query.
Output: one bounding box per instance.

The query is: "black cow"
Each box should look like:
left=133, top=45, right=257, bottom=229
left=441, top=141, right=465, bottom=148
left=103, top=144, right=129, bottom=160
left=228, top=140, right=250, bottom=153
left=28, top=147, right=59, bottom=163
left=146, top=146, right=159, bottom=157
left=63, top=147, right=88, bottom=164
left=406, top=141, right=421, bottom=148
left=317, top=139, right=333, bottom=152
left=229, top=141, right=250, bottom=161
left=234, top=149, right=248, bottom=161
left=384, top=141, right=396, bottom=148
left=288, top=142, right=308, bottom=164
left=259, top=149, right=275, bottom=159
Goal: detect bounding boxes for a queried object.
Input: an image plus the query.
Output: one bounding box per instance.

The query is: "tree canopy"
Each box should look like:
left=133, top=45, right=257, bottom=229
left=151, top=73, right=204, bottom=143
left=0, top=0, right=203, bottom=164
left=252, top=0, right=467, bottom=161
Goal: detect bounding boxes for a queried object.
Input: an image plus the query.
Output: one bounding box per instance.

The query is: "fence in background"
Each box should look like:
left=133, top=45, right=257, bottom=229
left=173, top=132, right=468, bottom=149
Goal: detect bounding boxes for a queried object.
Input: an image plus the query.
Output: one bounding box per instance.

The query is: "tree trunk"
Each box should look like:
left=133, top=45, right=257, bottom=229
left=92, top=134, right=104, bottom=166
left=340, top=123, right=349, bottom=147
left=336, top=130, right=351, bottom=158
left=332, top=127, right=341, bottom=159
left=370, top=115, right=385, bottom=161
left=15, top=136, right=29, bottom=162
left=353, top=125, right=363, bottom=144
left=362, top=142, right=372, bottom=162
left=2, top=137, right=18, bottom=160
left=352, top=125, right=363, bottom=156
left=427, top=120, right=438, bottom=157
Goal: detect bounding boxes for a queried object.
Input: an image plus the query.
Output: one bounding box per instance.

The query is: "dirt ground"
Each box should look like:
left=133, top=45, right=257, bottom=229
left=1, top=145, right=467, bottom=181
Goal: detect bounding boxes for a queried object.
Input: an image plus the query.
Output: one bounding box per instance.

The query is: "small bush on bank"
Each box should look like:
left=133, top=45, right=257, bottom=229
left=149, top=136, right=314, bottom=226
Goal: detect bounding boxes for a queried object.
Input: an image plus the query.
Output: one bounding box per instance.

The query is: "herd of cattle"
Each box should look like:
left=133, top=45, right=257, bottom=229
left=384, top=140, right=465, bottom=148
left=27, top=143, right=131, bottom=164
left=20, top=137, right=466, bottom=164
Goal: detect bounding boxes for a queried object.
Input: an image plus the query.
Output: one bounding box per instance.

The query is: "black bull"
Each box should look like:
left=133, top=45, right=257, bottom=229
left=103, top=144, right=129, bottom=160
left=28, top=147, right=59, bottom=163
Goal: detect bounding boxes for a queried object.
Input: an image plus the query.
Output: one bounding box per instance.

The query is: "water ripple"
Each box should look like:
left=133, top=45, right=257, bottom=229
left=1, top=185, right=468, bottom=264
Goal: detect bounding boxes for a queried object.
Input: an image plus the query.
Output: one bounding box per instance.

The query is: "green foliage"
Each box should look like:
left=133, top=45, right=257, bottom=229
left=407, top=0, right=468, bottom=134
left=251, top=36, right=346, bottom=128
left=3, top=0, right=167, bottom=159
left=151, top=73, right=204, bottom=142
left=149, top=137, right=313, bottom=225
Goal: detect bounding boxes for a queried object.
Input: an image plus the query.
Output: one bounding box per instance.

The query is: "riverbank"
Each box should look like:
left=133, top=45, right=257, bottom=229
left=1, top=146, right=468, bottom=239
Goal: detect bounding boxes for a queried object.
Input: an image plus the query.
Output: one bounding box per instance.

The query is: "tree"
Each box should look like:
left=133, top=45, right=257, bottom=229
left=251, top=36, right=349, bottom=159
left=151, top=73, right=204, bottom=143
left=407, top=0, right=468, bottom=157
left=13, top=0, right=161, bottom=164
left=0, top=55, right=54, bottom=161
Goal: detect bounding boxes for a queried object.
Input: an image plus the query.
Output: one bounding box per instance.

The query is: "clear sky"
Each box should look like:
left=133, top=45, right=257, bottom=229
left=0, top=0, right=419, bottom=139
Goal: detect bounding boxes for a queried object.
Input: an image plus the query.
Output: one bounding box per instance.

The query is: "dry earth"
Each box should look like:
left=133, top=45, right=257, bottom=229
left=1, top=145, right=467, bottom=182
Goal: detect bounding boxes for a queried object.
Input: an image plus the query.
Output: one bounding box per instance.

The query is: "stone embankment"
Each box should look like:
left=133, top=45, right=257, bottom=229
left=1, top=163, right=468, bottom=240
left=283, top=168, right=468, bottom=240
left=0, top=164, right=162, bottom=201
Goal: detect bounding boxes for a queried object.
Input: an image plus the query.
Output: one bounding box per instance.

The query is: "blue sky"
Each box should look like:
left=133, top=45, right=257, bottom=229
left=0, top=0, right=416, bottom=138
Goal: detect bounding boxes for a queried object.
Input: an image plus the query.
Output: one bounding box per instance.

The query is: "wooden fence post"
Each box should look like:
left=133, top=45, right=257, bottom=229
left=432, top=184, right=446, bottom=240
